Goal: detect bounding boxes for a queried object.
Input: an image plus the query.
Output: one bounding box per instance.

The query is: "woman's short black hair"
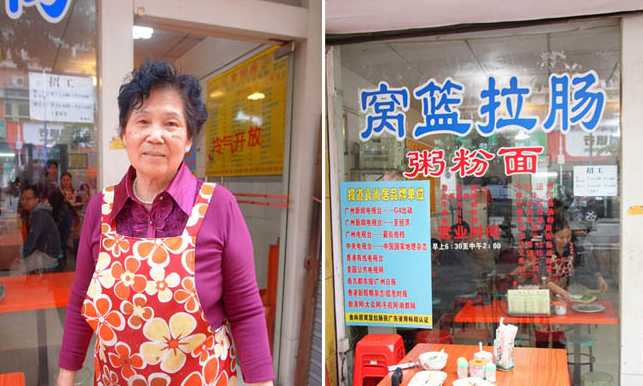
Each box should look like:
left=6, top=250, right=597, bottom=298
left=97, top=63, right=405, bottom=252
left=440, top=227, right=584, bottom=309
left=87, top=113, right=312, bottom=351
left=117, top=61, right=207, bottom=139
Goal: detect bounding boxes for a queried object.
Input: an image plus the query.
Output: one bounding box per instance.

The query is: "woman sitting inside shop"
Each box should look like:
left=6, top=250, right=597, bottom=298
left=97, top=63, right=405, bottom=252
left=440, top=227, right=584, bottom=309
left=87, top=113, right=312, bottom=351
left=512, top=214, right=609, bottom=299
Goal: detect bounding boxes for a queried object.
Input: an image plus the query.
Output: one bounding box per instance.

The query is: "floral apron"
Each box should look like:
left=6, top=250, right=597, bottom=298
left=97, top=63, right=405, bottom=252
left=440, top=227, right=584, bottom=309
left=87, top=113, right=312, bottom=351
left=82, top=183, right=237, bottom=386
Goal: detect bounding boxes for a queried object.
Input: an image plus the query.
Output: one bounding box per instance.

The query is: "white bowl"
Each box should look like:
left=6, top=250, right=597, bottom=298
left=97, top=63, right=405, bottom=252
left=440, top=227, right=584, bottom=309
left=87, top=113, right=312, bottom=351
left=418, top=351, right=448, bottom=370
left=407, top=370, right=448, bottom=386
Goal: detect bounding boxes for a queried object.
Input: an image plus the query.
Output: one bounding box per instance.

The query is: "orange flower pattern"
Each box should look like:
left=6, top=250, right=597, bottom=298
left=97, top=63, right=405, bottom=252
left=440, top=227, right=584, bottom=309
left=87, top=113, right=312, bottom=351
left=108, top=342, right=145, bottom=379
left=174, top=277, right=199, bottom=313
left=112, top=256, right=147, bottom=300
left=82, top=295, right=126, bottom=346
left=82, top=183, right=236, bottom=385
left=120, top=293, right=155, bottom=330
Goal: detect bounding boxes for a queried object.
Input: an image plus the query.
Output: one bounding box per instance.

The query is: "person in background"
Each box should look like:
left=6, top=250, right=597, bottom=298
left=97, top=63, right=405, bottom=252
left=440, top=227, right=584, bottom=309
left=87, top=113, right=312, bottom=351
left=513, top=214, right=609, bottom=299
left=13, top=185, right=62, bottom=274
left=74, top=182, right=92, bottom=221
left=44, top=159, right=59, bottom=195
left=58, top=61, right=273, bottom=386
left=60, top=172, right=76, bottom=204
left=7, top=177, right=22, bottom=211
left=48, top=176, right=74, bottom=267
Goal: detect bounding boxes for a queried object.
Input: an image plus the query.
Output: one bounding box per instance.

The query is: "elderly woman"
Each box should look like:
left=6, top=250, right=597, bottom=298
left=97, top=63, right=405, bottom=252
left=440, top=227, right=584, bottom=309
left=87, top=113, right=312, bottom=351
left=58, top=62, right=273, bottom=386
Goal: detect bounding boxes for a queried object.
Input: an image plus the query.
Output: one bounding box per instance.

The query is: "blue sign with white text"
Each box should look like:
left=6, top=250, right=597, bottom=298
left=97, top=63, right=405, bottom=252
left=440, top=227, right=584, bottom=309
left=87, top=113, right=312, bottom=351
left=340, top=180, right=432, bottom=328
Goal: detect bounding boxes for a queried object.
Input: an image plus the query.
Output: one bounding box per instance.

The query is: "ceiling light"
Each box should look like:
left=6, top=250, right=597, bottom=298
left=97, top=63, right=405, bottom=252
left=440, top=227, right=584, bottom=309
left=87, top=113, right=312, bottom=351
left=209, top=90, right=224, bottom=99
left=247, top=92, right=265, bottom=101
left=133, top=25, right=154, bottom=40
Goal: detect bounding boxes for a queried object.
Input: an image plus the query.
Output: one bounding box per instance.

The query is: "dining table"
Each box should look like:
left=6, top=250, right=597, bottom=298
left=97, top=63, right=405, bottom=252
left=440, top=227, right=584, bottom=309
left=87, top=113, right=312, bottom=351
left=376, top=343, right=570, bottom=386
left=0, top=272, right=75, bottom=385
left=454, top=298, right=618, bottom=385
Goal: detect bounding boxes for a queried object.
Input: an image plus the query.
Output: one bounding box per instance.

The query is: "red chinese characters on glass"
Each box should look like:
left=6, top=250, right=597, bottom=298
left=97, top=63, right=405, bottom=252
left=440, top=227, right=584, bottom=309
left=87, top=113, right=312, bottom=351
left=449, top=147, right=495, bottom=177
left=403, top=149, right=446, bottom=178
left=496, top=146, right=544, bottom=176
left=404, top=146, right=544, bottom=178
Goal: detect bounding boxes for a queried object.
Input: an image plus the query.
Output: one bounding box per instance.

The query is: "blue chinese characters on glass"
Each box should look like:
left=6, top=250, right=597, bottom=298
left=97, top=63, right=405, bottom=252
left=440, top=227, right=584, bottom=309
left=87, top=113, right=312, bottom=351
left=6, top=0, right=71, bottom=23
left=413, top=78, right=472, bottom=138
left=359, top=81, right=410, bottom=141
left=478, top=76, right=539, bottom=136
left=543, top=70, right=605, bottom=133
left=358, top=71, right=606, bottom=141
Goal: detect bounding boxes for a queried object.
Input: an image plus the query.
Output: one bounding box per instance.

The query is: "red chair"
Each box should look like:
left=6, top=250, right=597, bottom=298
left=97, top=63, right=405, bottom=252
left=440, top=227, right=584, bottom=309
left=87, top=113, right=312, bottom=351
left=353, top=334, right=405, bottom=386
left=0, top=372, right=25, bottom=386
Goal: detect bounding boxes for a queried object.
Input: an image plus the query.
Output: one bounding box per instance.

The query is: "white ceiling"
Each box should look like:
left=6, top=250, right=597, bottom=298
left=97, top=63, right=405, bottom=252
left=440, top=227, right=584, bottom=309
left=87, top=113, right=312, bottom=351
left=134, top=28, right=205, bottom=68
left=326, top=0, right=643, bottom=34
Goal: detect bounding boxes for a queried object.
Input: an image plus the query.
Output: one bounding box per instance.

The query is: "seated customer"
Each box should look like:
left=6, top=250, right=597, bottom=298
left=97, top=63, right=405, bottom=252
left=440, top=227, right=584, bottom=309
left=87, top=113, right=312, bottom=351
left=513, top=215, right=608, bottom=299
left=13, top=185, right=62, bottom=274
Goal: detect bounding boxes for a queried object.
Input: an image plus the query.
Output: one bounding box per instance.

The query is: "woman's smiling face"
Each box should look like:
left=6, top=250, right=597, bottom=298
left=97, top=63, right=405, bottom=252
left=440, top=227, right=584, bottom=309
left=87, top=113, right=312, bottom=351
left=122, top=87, right=191, bottom=182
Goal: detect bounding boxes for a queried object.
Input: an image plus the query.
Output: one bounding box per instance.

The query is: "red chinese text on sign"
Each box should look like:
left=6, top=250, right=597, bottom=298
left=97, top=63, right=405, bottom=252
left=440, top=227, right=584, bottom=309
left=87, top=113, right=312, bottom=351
left=497, top=146, right=544, bottom=176
left=449, top=147, right=495, bottom=177
left=403, top=149, right=446, bottom=178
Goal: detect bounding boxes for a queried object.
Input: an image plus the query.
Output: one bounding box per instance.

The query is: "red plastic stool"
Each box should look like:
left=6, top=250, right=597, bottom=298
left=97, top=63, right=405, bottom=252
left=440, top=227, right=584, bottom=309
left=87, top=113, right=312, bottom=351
left=0, top=372, right=25, bottom=386
left=353, top=334, right=405, bottom=386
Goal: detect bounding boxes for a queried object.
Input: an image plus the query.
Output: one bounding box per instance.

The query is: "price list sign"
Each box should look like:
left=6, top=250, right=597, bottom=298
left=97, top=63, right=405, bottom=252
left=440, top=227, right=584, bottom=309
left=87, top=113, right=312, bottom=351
left=340, top=180, right=432, bottom=328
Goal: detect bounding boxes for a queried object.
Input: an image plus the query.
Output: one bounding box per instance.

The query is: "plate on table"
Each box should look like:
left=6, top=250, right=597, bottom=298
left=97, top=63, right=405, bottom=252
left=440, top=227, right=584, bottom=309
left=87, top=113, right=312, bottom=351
left=571, top=303, right=606, bottom=313
left=569, top=294, right=597, bottom=303
left=407, top=370, right=447, bottom=386
left=452, top=378, right=493, bottom=386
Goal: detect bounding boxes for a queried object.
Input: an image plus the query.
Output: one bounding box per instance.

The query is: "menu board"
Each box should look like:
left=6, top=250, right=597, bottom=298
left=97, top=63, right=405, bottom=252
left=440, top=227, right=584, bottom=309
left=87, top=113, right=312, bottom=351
left=573, top=165, right=618, bottom=197
left=340, top=180, right=432, bottom=328
left=29, top=72, right=95, bottom=123
left=204, top=46, right=289, bottom=177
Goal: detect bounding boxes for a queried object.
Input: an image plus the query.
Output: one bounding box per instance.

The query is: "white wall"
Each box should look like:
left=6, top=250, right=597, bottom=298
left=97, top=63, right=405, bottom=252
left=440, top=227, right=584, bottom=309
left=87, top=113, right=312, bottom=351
left=619, top=14, right=643, bottom=386
left=134, top=0, right=308, bottom=41
left=98, top=0, right=134, bottom=188
left=327, top=0, right=643, bottom=34
left=276, top=0, right=322, bottom=384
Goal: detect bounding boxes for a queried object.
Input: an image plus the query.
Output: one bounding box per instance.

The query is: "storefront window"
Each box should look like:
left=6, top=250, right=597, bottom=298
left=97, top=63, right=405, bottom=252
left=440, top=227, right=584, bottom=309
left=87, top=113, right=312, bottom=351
left=0, top=0, right=97, bottom=383
left=330, top=18, right=620, bottom=385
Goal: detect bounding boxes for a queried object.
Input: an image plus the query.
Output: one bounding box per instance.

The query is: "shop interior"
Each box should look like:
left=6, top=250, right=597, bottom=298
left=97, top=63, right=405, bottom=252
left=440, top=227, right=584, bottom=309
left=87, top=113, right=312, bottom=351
left=330, top=18, right=621, bottom=386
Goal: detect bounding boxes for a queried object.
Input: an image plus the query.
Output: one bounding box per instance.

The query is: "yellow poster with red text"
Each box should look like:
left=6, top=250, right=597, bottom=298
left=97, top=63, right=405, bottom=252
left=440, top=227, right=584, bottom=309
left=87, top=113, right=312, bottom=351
left=205, top=46, right=288, bottom=176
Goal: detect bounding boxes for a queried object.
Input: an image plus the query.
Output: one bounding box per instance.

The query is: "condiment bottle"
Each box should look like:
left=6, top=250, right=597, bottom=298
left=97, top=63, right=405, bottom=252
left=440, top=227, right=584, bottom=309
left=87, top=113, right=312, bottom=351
left=485, top=362, right=496, bottom=383
left=457, top=357, right=468, bottom=379
left=469, top=359, right=486, bottom=378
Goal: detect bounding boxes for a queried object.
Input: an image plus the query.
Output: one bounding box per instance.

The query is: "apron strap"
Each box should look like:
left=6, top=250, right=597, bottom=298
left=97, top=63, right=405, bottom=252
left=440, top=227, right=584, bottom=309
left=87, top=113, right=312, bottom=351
left=184, top=182, right=217, bottom=237
left=100, top=185, right=116, bottom=230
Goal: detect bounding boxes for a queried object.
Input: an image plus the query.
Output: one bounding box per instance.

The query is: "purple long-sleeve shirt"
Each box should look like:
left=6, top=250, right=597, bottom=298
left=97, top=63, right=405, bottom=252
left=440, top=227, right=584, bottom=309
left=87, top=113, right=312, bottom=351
left=59, top=164, right=274, bottom=383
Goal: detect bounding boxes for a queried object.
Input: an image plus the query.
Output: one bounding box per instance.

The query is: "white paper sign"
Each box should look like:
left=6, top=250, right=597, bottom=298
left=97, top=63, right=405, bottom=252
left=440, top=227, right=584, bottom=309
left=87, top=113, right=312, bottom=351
left=573, top=165, right=618, bottom=197
left=566, top=128, right=618, bottom=157
left=29, top=72, right=95, bottom=123
left=22, top=121, right=65, bottom=147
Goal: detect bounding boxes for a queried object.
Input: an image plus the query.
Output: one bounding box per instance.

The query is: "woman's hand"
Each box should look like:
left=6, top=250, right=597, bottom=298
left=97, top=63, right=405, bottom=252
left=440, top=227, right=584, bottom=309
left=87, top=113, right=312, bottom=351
left=596, top=274, right=609, bottom=293
left=57, top=369, right=76, bottom=386
left=546, top=280, right=572, bottom=301
left=247, top=382, right=273, bottom=386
